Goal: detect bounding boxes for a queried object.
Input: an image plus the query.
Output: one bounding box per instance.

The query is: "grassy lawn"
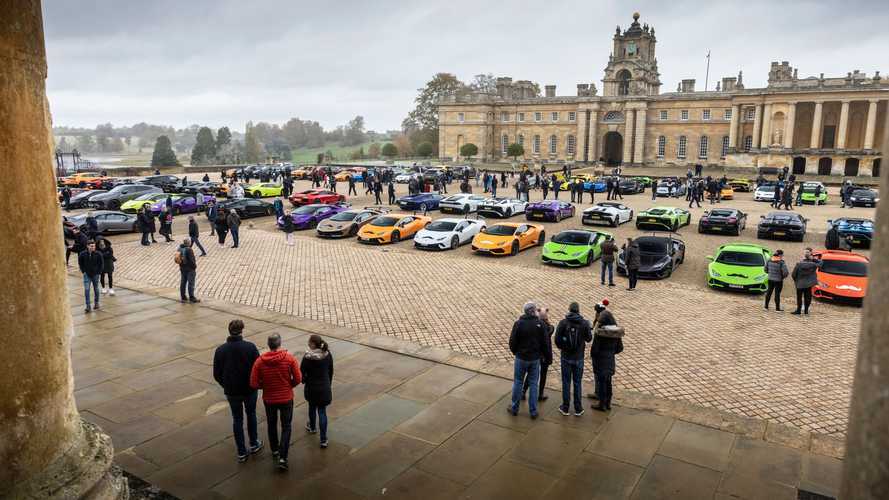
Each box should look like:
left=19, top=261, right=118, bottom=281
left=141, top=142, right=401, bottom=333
left=290, top=140, right=383, bottom=164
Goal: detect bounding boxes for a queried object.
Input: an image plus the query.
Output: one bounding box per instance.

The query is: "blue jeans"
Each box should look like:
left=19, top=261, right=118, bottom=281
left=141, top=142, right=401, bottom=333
left=511, top=357, right=540, bottom=416
left=601, top=260, right=614, bottom=285
left=230, top=227, right=240, bottom=247
left=308, top=403, right=328, bottom=441
left=560, top=358, right=584, bottom=412
left=191, top=236, right=207, bottom=256
left=179, top=269, right=196, bottom=300
left=227, top=392, right=259, bottom=456
left=83, top=274, right=100, bottom=309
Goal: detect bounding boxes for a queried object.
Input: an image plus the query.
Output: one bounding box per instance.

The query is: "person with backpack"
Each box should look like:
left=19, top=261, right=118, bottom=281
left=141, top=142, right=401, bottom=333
left=250, top=333, right=301, bottom=471
left=213, top=320, right=262, bottom=463
left=176, top=238, right=199, bottom=303
left=301, top=334, right=334, bottom=449
left=522, top=307, right=553, bottom=402
left=590, top=300, right=623, bottom=412
left=554, top=302, right=593, bottom=416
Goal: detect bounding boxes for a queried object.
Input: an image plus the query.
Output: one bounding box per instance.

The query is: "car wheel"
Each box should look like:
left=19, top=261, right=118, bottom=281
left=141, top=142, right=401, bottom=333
left=698, top=225, right=704, bottom=234
left=629, top=211, right=634, bottom=221
left=584, top=251, right=593, bottom=266
left=450, top=235, right=459, bottom=250
left=506, top=208, right=512, bottom=217
left=510, top=240, right=519, bottom=256
left=610, top=216, right=618, bottom=227
left=537, top=231, right=545, bottom=246
left=664, top=264, right=673, bottom=278
left=671, top=221, right=678, bottom=232
left=734, top=225, right=741, bottom=236
left=108, top=199, right=120, bottom=210
left=463, top=204, right=470, bottom=214
left=391, top=230, right=400, bottom=243
left=419, top=203, right=427, bottom=212
left=349, top=225, right=358, bottom=236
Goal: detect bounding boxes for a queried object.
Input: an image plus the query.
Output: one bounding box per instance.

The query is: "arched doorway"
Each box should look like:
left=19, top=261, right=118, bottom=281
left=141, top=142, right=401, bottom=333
left=873, top=159, right=881, bottom=177
left=817, top=157, right=832, bottom=176
left=792, top=156, right=806, bottom=175
left=603, top=132, right=623, bottom=165
left=845, top=158, right=860, bottom=177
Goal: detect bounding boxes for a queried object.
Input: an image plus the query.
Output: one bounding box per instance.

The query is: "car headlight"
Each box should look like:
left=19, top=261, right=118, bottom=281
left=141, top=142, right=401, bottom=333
left=754, top=274, right=767, bottom=281
left=571, top=251, right=584, bottom=257
left=710, top=269, right=721, bottom=277
left=875, top=198, right=880, bottom=203
left=850, top=197, right=858, bottom=201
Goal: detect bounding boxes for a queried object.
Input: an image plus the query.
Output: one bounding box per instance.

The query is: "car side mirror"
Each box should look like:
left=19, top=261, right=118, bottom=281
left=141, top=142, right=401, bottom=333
left=760, top=215, right=765, bottom=219
left=706, top=255, right=713, bottom=261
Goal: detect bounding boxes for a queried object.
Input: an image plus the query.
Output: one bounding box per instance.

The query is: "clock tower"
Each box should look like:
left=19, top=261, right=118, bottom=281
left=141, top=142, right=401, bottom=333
left=602, top=12, right=662, bottom=97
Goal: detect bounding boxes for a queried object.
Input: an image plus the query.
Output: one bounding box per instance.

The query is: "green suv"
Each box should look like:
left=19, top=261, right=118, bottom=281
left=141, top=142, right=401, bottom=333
left=707, top=243, right=771, bottom=293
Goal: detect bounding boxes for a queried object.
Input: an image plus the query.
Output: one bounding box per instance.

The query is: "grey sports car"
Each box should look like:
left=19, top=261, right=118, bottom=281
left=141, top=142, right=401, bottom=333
left=63, top=211, right=138, bottom=237
left=89, top=184, right=161, bottom=210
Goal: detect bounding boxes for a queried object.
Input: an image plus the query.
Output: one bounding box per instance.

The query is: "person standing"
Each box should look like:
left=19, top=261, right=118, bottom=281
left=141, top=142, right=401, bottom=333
left=78, top=240, right=103, bottom=313
left=250, top=333, right=302, bottom=471
left=97, top=238, right=116, bottom=295
left=507, top=302, right=548, bottom=419
left=763, top=249, right=789, bottom=311
left=348, top=175, right=357, bottom=196
left=491, top=176, right=498, bottom=197
left=554, top=302, right=592, bottom=416
left=590, top=300, right=623, bottom=412
left=188, top=216, right=207, bottom=256
left=61, top=187, right=71, bottom=210
left=791, top=249, right=819, bottom=315
left=553, top=177, right=560, bottom=200
left=272, top=198, right=284, bottom=221
left=387, top=180, right=396, bottom=205
left=227, top=209, right=241, bottom=248
left=206, top=200, right=218, bottom=236
left=541, top=178, right=549, bottom=200
left=159, top=206, right=173, bottom=243
left=282, top=210, right=295, bottom=245
left=522, top=307, right=553, bottom=402
left=213, top=320, right=262, bottom=463
left=215, top=208, right=229, bottom=246
left=329, top=175, right=337, bottom=194
left=623, top=238, right=640, bottom=291
left=177, top=238, right=199, bottom=303
left=84, top=211, right=99, bottom=240
left=651, top=179, right=658, bottom=201
left=600, top=235, right=617, bottom=286
left=374, top=180, right=383, bottom=204
left=301, top=334, right=334, bottom=449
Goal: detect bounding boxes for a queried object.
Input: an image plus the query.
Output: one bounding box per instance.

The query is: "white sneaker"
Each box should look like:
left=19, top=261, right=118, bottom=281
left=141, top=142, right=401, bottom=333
left=109, top=289, right=115, bottom=296
left=101, top=288, right=107, bottom=294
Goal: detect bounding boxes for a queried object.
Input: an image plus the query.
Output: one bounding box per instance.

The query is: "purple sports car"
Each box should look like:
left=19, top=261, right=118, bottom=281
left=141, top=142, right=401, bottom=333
left=525, top=200, right=575, bottom=222
left=277, top=203, right=349, bottom=230
left=150, top=194, right=215, bottom=215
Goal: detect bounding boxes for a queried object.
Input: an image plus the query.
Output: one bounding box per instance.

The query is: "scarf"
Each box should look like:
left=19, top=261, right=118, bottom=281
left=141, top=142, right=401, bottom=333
left=304, top=348, right=328, bottom=360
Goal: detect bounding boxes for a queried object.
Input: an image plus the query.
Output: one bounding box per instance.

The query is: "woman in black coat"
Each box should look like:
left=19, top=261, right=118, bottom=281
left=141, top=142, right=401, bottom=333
left=591, top=301, right=623, bottom=412
left=301, top=334, right=333, bottom=448
left=97, top=238, right=116, bottom=295
left=214, top=208, right=229, bottom=245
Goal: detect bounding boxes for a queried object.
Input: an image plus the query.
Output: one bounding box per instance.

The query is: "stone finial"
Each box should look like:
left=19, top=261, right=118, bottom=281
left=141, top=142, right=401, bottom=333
left=716, top=81, right=721, bottom=91
left=589, top=83, right=598, bottom=96
left=677, top=82, right=682, bottom=92
left=633, top=12, right=640, bottom=22
left=874, top=71, right=881, bottom=82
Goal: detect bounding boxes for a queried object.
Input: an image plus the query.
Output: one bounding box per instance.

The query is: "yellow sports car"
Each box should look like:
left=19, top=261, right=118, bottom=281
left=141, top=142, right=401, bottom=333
left=728, top=178, right=752, bottom=192
left=559, top=174, right=594, bottom=191
left=357, top=213, right=431, bottom=244
left=720, top=186, right=735, bottom=200
left=471, top=222, right=545, bottom=256
left=244, top=183, right=283, bottom=198
left=120, top=192, right=170, bottom=213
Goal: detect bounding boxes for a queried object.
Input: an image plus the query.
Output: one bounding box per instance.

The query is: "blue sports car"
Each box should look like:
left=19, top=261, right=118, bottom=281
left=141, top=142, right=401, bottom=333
left=396, top=193, right=443, bottom=211
left=827, top=217, right=874, bottom=248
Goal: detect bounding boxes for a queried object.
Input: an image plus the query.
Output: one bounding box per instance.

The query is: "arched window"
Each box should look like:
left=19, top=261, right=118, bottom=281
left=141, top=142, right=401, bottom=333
left=501, top=134, right=508, bottom=154
left=678, top=136, right=687, bottom=159
left=533, top=135, right=541, bottom=154
left=699, top=136, right=709, bottom=159
left=603, top=111, right=624, bottom=122
left=721, top=136, right=730, bottom=158
left=657, top=136, right=666, bottom=158
left=549, top=135, right=557, bottom=154
left=567, top=135, right=576, bottom=155
left=617, top=69, right=632, bottom=96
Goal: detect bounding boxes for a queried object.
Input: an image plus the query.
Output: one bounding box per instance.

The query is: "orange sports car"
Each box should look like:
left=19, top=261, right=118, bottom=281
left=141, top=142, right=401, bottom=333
left=812, top=250, right=869, bottom=304
left=471, top=222, right=545, bottom=256
left=356, top=213, right=431, bottom=244
left=60, top=172, right=108, bottom=188
left=720, top=186, right=734, bottom=200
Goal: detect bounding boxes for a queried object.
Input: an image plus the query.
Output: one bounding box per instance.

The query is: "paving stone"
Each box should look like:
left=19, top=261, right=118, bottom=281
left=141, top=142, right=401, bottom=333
left=371, top=467, right=465, bottom=500
left=391, top=364, right=476, bottom=403
left=416, top=420, right=523, bottom=485
left=114, top=449, right=160, bottom=480
left=717, top=470, right=798, bottom=500
left=543, top=451, right=644, bottom=500
left=335, top=348, right=433, bottom=388
left=150, top=384, right=229, bottom=425
left=394, top=395, right=486, bottom=445
left=460, top=459, right=557, bottom=500
left=325, top=432, right=435, bottom=497
left=587, top=408, right=674, bottom=467
left=81, top=410, right=180, bottom=451
left=477, top=394, right=547, bottom=433
left=799, top=452, right=843, bottom=499
left=630, top=455, right=721, bottom=500
left=90, top=376, right=218, bottom=424
left=116, top=358, right=208, bottom=391
left=323, top=380, right=390, bottom=419
left=508, top=420, right=597, bottom=476
left=133, top=411, right=233, bottom=468
left=331, top=394, right=427, bottom=450
left=148, top=442, right=241, bottom=499
left=74, top=381, right=134, bottom=410
left=727, top=437, right=803, bottom=487
left=657, top=420, right=736, bottom=472
left=449, top=373, right=510, bottom=405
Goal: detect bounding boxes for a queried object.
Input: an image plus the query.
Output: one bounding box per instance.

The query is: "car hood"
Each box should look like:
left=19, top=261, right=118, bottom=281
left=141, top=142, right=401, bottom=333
left=318, top=219, right=351, bottom=229
left=817, top=272, right=867, bottom=293
left=416, top=229, right=453, bottom=240
left=709, top=262, right=765, bottom=281
left=543, top=242, right=591, bottom=254
left=474, top=233, right=514, bottom=245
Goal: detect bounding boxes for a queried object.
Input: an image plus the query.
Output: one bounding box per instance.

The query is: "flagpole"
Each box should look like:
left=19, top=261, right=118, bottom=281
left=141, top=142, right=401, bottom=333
left=705, top=50, right=711, bottom=91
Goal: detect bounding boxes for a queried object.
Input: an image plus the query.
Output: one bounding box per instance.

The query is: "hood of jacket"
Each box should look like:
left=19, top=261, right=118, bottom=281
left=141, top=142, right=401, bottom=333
left=260, top=349, right=289, bottom=365
left=304, top=348, right=329, bottom=360
left=563, top=311, right=586, bottom=324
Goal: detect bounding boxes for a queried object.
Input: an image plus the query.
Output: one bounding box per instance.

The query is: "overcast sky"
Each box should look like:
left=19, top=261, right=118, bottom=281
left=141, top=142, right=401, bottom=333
left=44, top=0, right=889, bottom=132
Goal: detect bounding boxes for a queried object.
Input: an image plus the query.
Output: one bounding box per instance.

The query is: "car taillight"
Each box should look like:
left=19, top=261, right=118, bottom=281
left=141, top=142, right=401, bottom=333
left=728, top=217, right=736, bottom=223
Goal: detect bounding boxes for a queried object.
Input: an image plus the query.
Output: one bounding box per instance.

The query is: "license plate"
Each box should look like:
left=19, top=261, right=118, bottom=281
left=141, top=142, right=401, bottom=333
left=728, top=284, right=743, bottom=289
left=773, top=231, right=786, bottom=236
left=533, top=213, right=545, bottom=219
left=712, top=227, right=721, bottom=231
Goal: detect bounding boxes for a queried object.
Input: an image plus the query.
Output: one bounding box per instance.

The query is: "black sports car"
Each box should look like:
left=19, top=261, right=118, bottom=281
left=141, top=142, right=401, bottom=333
left=616, top=235, right=685, bottom=279
left=217, top=198, right=274, bottom=218
left=140, top=175, right=181, bottom=192
left=848, top=188, right=878, bottom=208
left=179, top=181, right=223, bottom=196
left=66, top=189, right=108, bottom=210
left=698, top=208, right=747, bottom=235
left=757, top=211, right=807, bottom=241
left=618, top=179, right=644, bottom=195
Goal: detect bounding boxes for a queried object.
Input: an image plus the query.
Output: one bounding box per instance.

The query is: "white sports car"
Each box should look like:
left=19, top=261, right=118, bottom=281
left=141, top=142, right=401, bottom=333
left=582, top=202, right=634, bottom=227
left=439, top=193, right=488, bottom=214
left=395, top=173, right=414, bottom=184
left=414, top=218, right=486, bottom=250
left=477, top=197, right=527, bottom=218
left=754, top=184, right=777, bottom=202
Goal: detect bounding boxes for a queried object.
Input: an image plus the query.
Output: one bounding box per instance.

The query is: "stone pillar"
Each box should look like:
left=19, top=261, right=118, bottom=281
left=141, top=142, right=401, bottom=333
left=0, top=2, right=127, bottom=498
left=864, top=99, right=879, bottom=150
left=784, top=102, right=796, bottom=149
left=841, top=114, right=889, bottom=498
left=623, top=109, right=635, bottom=164
left=752, top=103, right=763, bottom=149
left=810, top=101, right=824, bottom=149
left=633, top=107, right=647, bottom=165
left=760, top=103, right=772, bottom=148
left=576, top=108, right=589, bottom=163
left=837, top=100, right=850, bottom=149
left=729, top=104, right=740, bottom=148
left=588, top=109, right=599, bottom=163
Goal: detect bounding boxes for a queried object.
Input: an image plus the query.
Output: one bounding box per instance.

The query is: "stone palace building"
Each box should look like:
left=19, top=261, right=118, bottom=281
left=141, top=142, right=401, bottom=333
left=437, top=13, right=888, bottom=177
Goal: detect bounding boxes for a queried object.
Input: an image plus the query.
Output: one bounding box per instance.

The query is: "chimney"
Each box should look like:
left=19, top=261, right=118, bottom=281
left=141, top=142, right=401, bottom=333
left=496, top=77, right=513, bottom=99
left=681, top=79, right=696, bottom=93
left=577, top=83, right=589, bottom=96
left=545, top=85, right=556, bottom=97
left=721, top=77, right=736, bottom=92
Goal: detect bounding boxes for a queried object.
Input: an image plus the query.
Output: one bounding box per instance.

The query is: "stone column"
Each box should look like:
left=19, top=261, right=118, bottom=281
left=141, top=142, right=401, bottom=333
left=863, top=99, right=879, bottom=150
left=623, top=109, right=635, bottom=164
left=576, top=108, right=589, bottom=163
left=588, top=109, right=599, bottom=163
left=784, top=102, right=796, bottom=149
left=810, top=101, right=824, bottom=149
left=728, top=104, right=740, bottom=148
left=0, top=2, right=126, bottom=498
left=633, top=107, right=647, bottom=165
left=760, top=103, right=772, bottom=148
left=837, top=100, right=850, bottom=149
left=752, top=103, right=763, bottom=149
left=841, top=112, right=889, bottom=498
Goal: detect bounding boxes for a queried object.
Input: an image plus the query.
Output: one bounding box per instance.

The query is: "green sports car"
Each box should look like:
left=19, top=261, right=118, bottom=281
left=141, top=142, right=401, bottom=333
left=245, top=183, right=284, bottom=198
left=707, top=243, right=771, bottom=293
left=799, top=182, right=829, bottom=205
left=635, top=207, right=691, bottom=231
left=632, top=176, right=653, bottom=187
left=541, top=229, right=612, bottom=267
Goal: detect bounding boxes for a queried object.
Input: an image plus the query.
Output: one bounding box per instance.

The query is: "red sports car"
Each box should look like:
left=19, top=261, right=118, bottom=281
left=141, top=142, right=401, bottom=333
left=289, top=189, right=346, bottom=206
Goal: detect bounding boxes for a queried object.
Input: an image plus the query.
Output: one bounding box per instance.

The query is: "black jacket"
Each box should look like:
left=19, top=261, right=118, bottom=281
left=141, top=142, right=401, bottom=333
left=509, top=313, right=548, bottom=362
left=554, top=312, right=593, bottom=361
left=188, top=220, right=200, bottom=238
left=178, top=245, right=197, bottom=271
left=78, top=250, right=104, bottom=276
left=625, top=242, right=641, bottom=270
left=213, top=336, right=260, bottom=396
left=300, top=351, right=334, bottom=406
left=792, top=259, right=819, bottom=289
left=98, top=242, right=115, bottom=273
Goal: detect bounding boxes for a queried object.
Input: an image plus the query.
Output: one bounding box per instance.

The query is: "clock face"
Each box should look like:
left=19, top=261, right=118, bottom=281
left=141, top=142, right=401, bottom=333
left=627, top=42, right=637, bottom=55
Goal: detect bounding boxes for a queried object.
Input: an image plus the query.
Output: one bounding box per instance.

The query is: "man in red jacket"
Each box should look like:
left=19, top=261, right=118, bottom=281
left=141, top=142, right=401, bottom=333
left=250, top=333, right=301, bottom=471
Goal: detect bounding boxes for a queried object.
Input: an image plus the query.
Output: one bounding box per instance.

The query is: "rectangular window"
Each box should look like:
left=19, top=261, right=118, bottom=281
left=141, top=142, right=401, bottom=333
left=744, top=135, right=753, bottom=151
left=657, top=136, right=666, bottom=158
left=745, top=108, right=755, bottom=121
left=702, top=109, right=711, bottom=121
left=533, top=135, right=540, bottom=154
left=551, top=112, right=559, bottom=122
left=721, top=136, right=729, bottom=158
left=660, top=110, right=668, bottom=120
left=518, top=134, right=524, bottom=146
left=699, top=136, right=709, bottom=159
left=534, top=112, right=542, bottom=122
left=518, top=112, right=525, bottom=122
left=500, top=111, right=509, bottom=122
left=678, top=136, right=687, bottom=159
left=458, top=112, right=465, bottom=122
left=567, top=135, right=576, bottom=155
left=680, top=110, right=689, bottom=121
left=549, top=135, right=557, bottom=153
left=724, top=109, right=732, bottom=120
left=568, top=111, right=576, bottom=122
left=501, top=134, right=508, bottom=153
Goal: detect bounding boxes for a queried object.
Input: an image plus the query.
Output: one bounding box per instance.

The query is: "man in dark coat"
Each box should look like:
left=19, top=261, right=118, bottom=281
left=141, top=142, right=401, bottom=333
left=178, top=238, right=199, bottom=303
left=188, top=216, right=207, bottom=256
left=554, top=303, right=592, bottom=416
left=624, top=238, right=641, bottom=290
left=61, top=187, right=71, bottom=210
left=600, top=236, right=618, bottom=286
left=590, top=300, right=622, bottom=411
left=791, top=249, right=820, bottom=315
left=388, top=181, right=396, bottom=205
left=348, top=175, right=357, bottom=196
left=374, top=180, right=383, bottom=204
left=213, top=320, right=262, bottom=462
left=227, top=209, right=241, bottom=248
left=78, top=240, right=103, bottom=313
left=522, top=308, right=553, bottom=402
left=508, top=302, right=548, bottom=418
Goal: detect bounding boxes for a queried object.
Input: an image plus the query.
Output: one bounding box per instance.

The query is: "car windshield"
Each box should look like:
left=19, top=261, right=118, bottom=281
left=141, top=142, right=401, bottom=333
left=552, top=232, right=591, bottom=245
left=372, top=216, right=400, bottom=226
left=107, top=185, right=129, bottom=194
left=646, top=209, right=668, bottom=215
left=638, top=240, right=668, bottom=254
left=801, top=184, right=821, bottom=193
left=716, top=250, right=764, bottom=266
left=483, top=225, right=517, bottom=236
left=758, top=185, right=776, bottom=192
left=329, top=211, right=358, bottom=221
left=821, top=259, right=868, bottom=277
left=426, top=221, right=457, bottom=232
left=770, top=214, right=797, bottom=221
left=443, top=195, right=465, bottom=202
left=708, top=210, right=735, bottom=217
left=294, top=205, right=320, bottom=214
left=852, top=190, right=873, bottom=197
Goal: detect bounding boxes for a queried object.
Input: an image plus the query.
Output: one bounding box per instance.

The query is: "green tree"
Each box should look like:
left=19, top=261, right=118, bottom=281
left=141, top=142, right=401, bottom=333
left=190, top=126, right=217, bottom=165
left=460, top=143, right=478, bottom=160
left=507, top=143, right=524, bottom=160
left=151, top=135, right=180, bottom=167
left=216, top=126, right=232, bottom=149
left=416, top=142, right=433, bottom=157
left=76, top=135, right=95, bottom=153
left=344, top=116, right=366, bottom=146
left=367, top=143, right=381, bottom=158
left=244, top=122, right=263, bottom=163
left=381, top=143, right=398, bottom=158
left=402, top=73, right=464, bottom=131
left=350, top=147, right=365, bottom=160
